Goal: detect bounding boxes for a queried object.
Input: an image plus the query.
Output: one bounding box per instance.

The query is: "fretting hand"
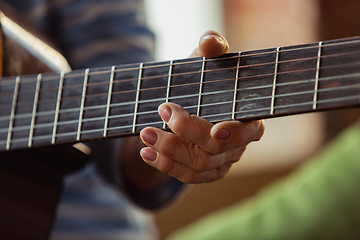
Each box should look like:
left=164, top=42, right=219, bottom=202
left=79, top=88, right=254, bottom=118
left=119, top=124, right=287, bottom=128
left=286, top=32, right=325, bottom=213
left=140, top=30, right=265, bottom=184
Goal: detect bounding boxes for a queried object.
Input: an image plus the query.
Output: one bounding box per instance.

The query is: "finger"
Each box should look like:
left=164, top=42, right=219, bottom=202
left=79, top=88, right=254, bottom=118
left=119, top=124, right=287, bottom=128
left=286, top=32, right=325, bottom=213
left=157, top=102, right=228, bottom=154
left=140, top=146, right=233, bottom=184
left=140, top=126, right=242, bottom=171
left=190, top=30, right=229, bottom=58
left=211, top=120, right=265, bottom=148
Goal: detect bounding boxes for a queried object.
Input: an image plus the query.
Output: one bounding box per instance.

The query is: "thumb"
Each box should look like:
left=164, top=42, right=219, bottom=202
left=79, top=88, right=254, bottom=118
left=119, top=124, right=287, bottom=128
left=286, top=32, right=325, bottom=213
left=190, top=30, right=229, bottom=58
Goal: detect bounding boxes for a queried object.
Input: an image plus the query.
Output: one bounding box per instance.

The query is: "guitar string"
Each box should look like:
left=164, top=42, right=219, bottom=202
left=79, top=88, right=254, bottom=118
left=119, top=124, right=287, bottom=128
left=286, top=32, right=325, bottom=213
left=0, top=48, right=336, bottom=95
left=0, top=67, right=353, bottom=127
left=1, top=92, right=359, bottom=147
left=3, top=81, right=355, bottom=135
left=0, top=57, right=359, bottom=112
left=0, top=72, right=359, bottom=135
left=2, top=93, right=359, bottom=146
left=0, top=37, right=360, bottom=88
left=0, top=43, right=358, bottom=113
left=0, top=39, right=358, bottom=139
left=0, top=43, right=358, bottom=103
left=0, top=63, right=358, bottom=124
left=0, top=45, right=358, bottom=101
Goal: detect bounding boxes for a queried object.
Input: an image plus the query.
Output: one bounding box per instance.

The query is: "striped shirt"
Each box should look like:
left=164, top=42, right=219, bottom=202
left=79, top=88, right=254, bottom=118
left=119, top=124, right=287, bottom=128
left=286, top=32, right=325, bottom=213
left=2, top=0, right=184, bottom=239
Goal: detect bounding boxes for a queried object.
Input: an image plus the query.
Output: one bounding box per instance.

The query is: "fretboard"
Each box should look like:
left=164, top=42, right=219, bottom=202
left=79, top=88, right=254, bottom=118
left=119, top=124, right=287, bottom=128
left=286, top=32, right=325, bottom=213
left=1, top=36, right=360, bottom=152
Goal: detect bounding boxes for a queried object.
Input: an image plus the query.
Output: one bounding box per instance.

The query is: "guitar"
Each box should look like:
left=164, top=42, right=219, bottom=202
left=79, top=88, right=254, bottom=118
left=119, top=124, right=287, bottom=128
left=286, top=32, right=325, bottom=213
left=1, top=7, right=360, bottom=240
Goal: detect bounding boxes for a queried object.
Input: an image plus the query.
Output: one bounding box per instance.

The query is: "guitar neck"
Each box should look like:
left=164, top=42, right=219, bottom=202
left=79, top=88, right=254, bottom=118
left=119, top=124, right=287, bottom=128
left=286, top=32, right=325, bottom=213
left=1, top=36, right=360, bottom=152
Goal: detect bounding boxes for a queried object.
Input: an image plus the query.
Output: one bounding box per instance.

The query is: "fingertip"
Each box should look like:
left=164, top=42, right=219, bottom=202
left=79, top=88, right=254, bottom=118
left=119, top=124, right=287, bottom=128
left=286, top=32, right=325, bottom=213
left=212, top=128, right=231, bottom=141
left=140, top=127, right=158, bottom=146
left=192, top=30, right=229, bottom=58
left=140, top=147, right=157, bottom=162
left=158, top=103, right=172, bottom=123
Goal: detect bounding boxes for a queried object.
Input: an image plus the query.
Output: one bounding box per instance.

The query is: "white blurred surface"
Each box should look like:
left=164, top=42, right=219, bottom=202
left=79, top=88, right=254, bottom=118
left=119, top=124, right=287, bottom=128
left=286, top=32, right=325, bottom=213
left=144, top=0, right=224, bottom=61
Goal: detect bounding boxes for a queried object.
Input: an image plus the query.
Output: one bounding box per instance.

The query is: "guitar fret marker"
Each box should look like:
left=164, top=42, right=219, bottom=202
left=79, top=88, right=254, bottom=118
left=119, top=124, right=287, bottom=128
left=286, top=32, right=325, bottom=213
left=232, top=52, right=241, bottom=120
left=197, top=57, right=206, bottom=117
left=133, top=62, right=143, bottom=133
left=77, top=68, right=89, bottom=141
left=313, top=42, right=322, bottom=110
left=52, top=72, right=65, bottom=144
left=104, top=66, right=115, bottom=137
left=28, top=74, right=42, bottom=147
left=6, top=76, right=21, bottom=150
left=163, top=60, right=173, bottom=130
left=270, top=47, right=280, bottom=115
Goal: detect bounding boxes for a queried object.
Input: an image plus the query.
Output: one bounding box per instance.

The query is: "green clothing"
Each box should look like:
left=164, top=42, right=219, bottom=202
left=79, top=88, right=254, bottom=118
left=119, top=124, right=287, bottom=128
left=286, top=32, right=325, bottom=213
left=168, top=119, right=360, bottom=240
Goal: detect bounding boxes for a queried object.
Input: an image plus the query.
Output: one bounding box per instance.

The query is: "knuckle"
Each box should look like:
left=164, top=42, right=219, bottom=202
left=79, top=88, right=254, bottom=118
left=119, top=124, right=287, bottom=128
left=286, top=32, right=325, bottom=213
left=188, top=144, right=213, bottom=171
left=168, top=109, right=190, bottom=138
left=181, top=171, right=201, bottom=184
left=157, top=133, right=179, bottom=157
left=211, top=143, right=226, bottom=155
left=157, top=157, right=175, bottom=174
left=215, top=163, right=232, bottom=180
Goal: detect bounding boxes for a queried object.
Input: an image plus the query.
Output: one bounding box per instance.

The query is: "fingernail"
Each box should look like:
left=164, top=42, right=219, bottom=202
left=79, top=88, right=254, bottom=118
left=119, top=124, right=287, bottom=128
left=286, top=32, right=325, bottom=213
left=141, top=128, right=157, bottom=145
left=158, top=104, right=172, bottom=123
left=213, top=128, right=231, bottom=141
left=140, top=148, right=157, bottom=162
left=201, top=35, right=224, bottom=44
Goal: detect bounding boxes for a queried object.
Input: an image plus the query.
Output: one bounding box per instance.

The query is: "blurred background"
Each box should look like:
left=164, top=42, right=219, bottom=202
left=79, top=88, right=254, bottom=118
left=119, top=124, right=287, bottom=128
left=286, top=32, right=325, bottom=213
left=143, top=0, right=360, bottom=238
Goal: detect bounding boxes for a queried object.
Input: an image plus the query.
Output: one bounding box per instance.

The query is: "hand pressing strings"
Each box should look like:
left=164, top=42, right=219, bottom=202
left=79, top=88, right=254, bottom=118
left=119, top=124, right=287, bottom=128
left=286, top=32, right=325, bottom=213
left=140, top=30, right=265, bottom=184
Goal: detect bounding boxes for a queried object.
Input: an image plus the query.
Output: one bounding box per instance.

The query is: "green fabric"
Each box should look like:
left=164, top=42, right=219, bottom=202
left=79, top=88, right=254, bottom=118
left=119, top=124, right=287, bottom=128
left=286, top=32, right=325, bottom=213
left=168, top=120, right=360, bottom=240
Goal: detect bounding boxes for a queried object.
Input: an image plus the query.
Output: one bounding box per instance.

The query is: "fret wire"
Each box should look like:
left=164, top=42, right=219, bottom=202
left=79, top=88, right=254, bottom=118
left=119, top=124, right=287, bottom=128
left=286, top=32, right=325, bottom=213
left=6, top=76, right=20, bottom=150
left=2, top=84, right=360, bottom=147
left=77, top=68, right=89, bottom=141
left=0, top=55, right=358, bottom=135
left=133, top=62, right=143, bottom=133
left=232, top=52, right=241, bottom=120
left=0, top=48, right=359, bottom=104
left=270, top=47, right=280, bottom=115
left=6, top=77, right=360, bottom=135
left=104, top=66, right=115, bottom=137
left=1, top=65, right=359, bottom=127
left=52, top=72, right=65, bottom=144
left=28, top=73, right=42, bottom=147
left=313, top=41, right=323, bottom=110
left=5, top=48, right=360, bottom=113
left=0, top=68, right=359, bottom=128
left=92, top=58, right=358, bottom=108
left=163, top=60, right=173, bottom=130
left=55, top=59, right=360, bottom=106
left=3, top=92, right=360, bottom=147
left=197, top=57, right=206, bottom=116
left=0, top=52, right=328, bottom=90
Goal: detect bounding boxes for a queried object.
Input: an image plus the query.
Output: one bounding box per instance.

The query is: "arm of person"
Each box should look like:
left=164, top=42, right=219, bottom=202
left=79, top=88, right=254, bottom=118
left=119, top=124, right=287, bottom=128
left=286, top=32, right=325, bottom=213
left=118, top=31, right=264, bottom=207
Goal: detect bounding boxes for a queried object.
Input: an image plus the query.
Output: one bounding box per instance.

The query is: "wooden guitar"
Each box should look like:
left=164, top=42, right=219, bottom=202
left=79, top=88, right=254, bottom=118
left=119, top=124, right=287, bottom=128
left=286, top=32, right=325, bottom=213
left=0, top=6, right=360, bottom=240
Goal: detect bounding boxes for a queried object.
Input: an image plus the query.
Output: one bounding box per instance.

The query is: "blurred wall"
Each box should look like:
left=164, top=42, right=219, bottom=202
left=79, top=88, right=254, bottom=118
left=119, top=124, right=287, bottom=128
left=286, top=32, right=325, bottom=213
left=143, top=0, right=329, bottom=239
